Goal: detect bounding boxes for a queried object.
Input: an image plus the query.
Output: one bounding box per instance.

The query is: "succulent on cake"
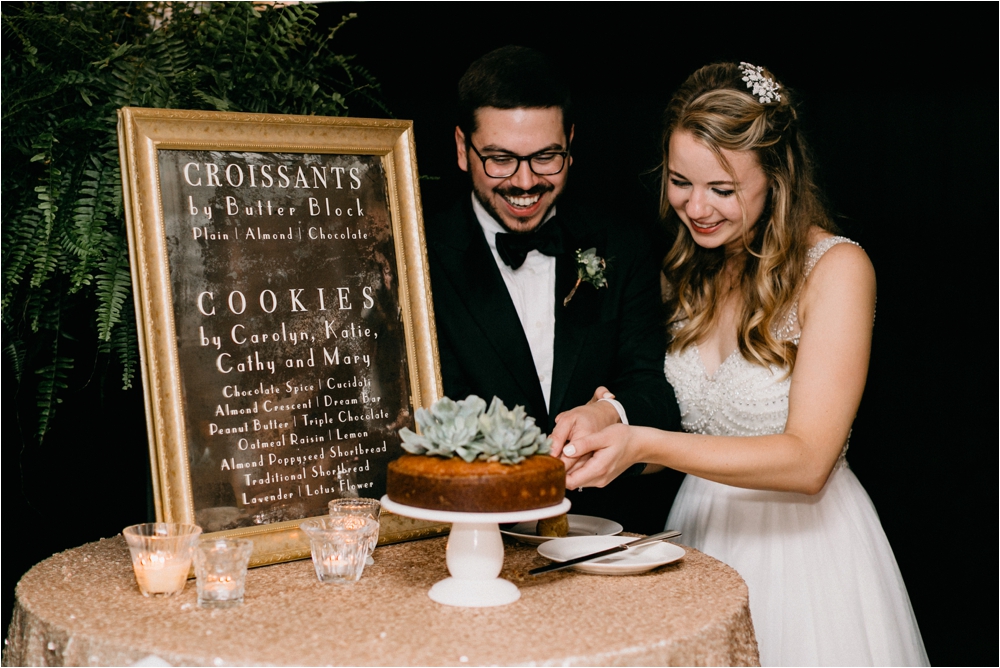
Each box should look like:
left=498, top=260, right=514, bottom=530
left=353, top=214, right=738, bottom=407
left=398, top=395, right=552, bottom=465
left=478, top=397, right=551, bottom=464
left=399, top=395, right=486, bottom=462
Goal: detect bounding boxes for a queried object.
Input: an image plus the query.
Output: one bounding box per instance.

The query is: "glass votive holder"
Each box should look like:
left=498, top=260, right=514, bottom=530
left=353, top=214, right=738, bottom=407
left=122, top=523, right=202, bottom=597
left=300, top=515, right=378, bottom=584
left=329, top=498, right=381, bottom=565
left=193, top=538, right=254, bottom=608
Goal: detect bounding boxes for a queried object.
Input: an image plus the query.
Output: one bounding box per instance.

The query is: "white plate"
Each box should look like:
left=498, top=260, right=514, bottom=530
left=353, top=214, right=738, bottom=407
left=536, top=535, right=685, bottom=575
left=500, top=515, right=623, bottom=545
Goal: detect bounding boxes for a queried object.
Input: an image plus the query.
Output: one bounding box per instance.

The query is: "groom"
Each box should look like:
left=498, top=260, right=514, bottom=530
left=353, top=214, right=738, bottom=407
left=425, top=46, right=682, bottom=531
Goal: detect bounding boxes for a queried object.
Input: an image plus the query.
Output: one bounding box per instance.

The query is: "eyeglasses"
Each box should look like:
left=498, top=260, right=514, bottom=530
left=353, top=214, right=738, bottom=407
left=467, top=141, right=569, bottom=178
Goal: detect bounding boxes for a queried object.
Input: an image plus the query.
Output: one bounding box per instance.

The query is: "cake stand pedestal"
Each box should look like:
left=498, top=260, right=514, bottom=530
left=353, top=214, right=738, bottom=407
left=380, top=496, right=571, bottom=608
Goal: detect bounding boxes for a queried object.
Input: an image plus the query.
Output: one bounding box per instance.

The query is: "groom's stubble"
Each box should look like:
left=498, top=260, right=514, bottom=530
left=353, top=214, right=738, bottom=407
left=472, top=182, right=559, bottom=235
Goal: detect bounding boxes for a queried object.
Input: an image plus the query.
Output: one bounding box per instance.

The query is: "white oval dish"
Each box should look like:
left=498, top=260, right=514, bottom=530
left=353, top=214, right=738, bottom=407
left=536, top=534, right=685, bottom=575
left=501, top=515, right=623, bottom=545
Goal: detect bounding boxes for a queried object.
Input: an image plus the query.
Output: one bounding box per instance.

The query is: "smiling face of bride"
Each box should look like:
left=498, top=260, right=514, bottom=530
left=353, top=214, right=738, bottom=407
left=665, top=130, right=770, bottom=255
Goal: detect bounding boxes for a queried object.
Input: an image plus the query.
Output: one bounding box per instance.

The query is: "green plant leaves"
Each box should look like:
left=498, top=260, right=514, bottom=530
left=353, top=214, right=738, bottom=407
left=2, top=2, right=386, bottom=441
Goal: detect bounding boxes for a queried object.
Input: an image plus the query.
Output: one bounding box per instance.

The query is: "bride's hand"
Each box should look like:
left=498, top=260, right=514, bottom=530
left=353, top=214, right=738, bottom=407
left=550, top=386, right=620, bottom=458
left=562, top=423, right=636, bottom=490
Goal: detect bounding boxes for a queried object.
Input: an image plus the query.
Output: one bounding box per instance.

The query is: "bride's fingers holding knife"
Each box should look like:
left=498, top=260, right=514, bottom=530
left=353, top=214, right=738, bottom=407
left=563, top=423, right=634, bottom=489
left=561, top=450, right=592, bottom=476
left=565, top=449, right=630, bottom=490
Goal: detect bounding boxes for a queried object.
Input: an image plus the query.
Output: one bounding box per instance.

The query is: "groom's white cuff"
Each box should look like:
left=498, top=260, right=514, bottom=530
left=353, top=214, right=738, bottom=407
left=598, top=398, right=646, bottom=477
left=598, top=397, right=629, bottom=425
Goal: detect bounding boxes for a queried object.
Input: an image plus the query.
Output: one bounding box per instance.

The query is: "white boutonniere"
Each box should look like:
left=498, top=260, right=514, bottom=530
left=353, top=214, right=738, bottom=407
left=563, top=247, right=608, bottom=306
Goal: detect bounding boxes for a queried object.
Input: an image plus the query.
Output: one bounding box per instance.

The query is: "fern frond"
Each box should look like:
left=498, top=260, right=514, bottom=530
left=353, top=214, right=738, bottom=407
left=35, top=350, right=73, bottom=441
left=3, top=336, right=27, bottom=384
left=3, top=0, right=389, bottom=442
left=111, top=300, right=138, bottom=390
left=94, top=240, right=131, bottom=342
left=3, top=209, right=42, bottom=297
left=23, top=284, right=52, bottom=334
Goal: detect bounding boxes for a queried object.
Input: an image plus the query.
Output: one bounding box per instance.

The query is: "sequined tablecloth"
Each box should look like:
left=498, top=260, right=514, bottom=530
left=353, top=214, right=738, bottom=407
left=4, top=535, right=758, bottom=666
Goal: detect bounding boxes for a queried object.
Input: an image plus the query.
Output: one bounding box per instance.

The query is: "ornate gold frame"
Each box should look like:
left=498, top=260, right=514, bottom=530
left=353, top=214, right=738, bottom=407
left=117, top=108, right=446, bottom=566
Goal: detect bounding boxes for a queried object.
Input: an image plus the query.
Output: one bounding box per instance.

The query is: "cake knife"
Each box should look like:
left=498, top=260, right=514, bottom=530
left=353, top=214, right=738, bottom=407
left=529, top=530, right=682, bottom=575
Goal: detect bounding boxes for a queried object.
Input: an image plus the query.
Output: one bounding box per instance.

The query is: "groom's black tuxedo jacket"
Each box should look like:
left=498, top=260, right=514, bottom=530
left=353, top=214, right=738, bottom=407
left=425, top=197, right=684, bottom=531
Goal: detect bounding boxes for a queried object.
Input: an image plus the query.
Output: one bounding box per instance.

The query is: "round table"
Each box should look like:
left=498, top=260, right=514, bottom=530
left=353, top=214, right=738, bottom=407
left=5, top=534, right=759, bottom=666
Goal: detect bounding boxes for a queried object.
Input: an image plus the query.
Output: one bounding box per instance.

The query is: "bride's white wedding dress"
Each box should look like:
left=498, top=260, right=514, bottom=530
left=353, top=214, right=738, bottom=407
left=664, top=237, right=928, bottom=666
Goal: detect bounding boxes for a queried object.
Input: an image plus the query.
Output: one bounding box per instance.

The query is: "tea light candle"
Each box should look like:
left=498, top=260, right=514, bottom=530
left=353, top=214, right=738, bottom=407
left=123, top=522, right=201, bottom=598
left=134, top=553, right=191, bottom=594
left=193, top=538, right=253, bottom=607
left=301, top=515, right=374, bottom=583
left=203, top=575, right=240, bottom=597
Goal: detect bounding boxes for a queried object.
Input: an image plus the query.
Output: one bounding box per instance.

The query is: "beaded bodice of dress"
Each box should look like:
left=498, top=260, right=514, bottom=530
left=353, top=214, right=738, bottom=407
left=664, top=237, right=859, bottom=462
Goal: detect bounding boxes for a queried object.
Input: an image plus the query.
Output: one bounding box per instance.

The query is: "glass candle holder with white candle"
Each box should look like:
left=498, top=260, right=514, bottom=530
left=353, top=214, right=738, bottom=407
left=193, top=538, right=254, bottom=608
left=122, top=523, right=202, bottom=597
left=300, top=515, right=377, bottom=584
left=329, top=497, right=381, bottom=565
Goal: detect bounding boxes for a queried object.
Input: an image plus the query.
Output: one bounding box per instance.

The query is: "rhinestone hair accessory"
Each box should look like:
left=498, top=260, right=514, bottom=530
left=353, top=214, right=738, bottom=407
left=739, top=62, right=782, bottom=104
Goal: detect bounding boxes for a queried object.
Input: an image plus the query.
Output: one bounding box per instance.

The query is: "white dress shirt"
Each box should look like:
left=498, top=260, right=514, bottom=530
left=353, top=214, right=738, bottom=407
left=473, top=195, right=557, bottom=409
left=471, top=194, right=627, bottom=424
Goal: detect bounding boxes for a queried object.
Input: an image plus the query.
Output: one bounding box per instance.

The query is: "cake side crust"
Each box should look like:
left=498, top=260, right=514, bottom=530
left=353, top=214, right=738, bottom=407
left=386, top=455, right=566, bottom=513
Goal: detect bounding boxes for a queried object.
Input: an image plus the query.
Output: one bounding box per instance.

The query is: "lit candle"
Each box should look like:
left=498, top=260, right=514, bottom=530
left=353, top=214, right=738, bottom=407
left=322, top=553, right=350, bottom=569
left=134, top=552, right=190, bottom=595
left=202, top=575, right=241, bottom=598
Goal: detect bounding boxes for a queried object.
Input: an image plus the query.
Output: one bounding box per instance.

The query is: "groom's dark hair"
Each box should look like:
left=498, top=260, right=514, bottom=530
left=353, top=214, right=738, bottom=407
left=457, top=45, right=573, bottom=138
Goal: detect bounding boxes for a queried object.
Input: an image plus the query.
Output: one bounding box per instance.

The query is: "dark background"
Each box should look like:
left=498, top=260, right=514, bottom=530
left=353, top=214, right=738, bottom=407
left=4, top=4, right=994, bottom=665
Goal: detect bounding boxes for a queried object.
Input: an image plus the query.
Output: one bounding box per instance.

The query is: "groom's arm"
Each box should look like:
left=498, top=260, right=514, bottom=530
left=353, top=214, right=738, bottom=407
left=602, top=223, right=681, bottom=434
left=550, top=222, right=681, bottom=456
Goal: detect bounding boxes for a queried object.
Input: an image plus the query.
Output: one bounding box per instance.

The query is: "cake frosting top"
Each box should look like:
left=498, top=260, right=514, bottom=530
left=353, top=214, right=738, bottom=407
left=399, top=395, right=551, bottom=465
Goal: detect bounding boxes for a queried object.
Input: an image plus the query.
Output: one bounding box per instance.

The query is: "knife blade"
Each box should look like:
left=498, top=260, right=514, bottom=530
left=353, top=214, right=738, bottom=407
left=529, top=529, right=681, bottom=576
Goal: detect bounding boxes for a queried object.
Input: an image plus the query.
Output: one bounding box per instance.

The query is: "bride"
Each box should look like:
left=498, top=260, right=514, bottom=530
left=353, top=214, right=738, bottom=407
left=554, top=62, right=928, bottom=666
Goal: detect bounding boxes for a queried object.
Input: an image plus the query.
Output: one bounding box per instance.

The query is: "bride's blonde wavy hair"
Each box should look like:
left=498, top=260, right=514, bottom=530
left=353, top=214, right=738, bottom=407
left=660, top=62, right=837, bottom=372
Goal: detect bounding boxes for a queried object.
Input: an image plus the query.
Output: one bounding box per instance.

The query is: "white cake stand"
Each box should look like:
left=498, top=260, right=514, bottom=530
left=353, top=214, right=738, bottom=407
left=380, top=496, right=571, bottom=608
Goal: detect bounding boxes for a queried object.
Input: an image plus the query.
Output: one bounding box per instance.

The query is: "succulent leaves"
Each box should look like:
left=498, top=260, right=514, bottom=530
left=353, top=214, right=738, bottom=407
left=400, top=395, right=485, bottom=462
left=576, top=248, right=609, bottom=288
left=479, top=398, right=550, bottom=463
left=564, top=247, right=608, bottom=306
left=399, top=395, right=551, bottom=465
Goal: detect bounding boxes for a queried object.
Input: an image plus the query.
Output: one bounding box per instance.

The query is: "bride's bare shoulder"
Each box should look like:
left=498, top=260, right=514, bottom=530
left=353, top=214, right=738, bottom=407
left=800, top=227, right=875, bottom=317
left=806, top=226, right=872, bottom=273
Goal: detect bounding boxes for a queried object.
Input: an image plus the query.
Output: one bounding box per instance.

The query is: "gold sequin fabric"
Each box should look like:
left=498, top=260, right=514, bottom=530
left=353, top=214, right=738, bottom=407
left=5, top=535, right=760, bottom=666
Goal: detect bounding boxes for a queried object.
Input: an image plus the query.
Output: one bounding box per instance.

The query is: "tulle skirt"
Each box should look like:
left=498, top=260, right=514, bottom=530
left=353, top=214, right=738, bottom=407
left=666, top=466, right=928, bottom=666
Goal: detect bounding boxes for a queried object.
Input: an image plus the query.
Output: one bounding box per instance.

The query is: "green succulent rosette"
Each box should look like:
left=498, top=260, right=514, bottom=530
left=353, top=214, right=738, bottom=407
left=478, top=397, right=551, bottom=464
left=398, top=395, right=551, bottom=465
left=399, top=395, right=486, bottom=462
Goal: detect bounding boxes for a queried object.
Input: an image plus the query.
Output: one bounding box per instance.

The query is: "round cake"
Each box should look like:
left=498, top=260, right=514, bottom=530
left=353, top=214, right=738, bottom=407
left=386, top=454, right=565, bottom=512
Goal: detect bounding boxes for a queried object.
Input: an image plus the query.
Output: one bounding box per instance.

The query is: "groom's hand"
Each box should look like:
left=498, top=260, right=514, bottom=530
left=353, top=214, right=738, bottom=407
left=550, top=391, right=621, bottom=459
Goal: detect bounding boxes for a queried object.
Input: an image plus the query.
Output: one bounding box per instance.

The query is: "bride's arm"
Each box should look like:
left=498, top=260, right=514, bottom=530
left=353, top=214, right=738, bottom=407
left=563, top=243, right=876, bottom=495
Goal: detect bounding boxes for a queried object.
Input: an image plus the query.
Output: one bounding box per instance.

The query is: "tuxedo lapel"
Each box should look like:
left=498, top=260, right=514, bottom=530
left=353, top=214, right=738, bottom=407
left=432, top=201, right=547, bottom=413
left=550, top=224, right=606, bottom=415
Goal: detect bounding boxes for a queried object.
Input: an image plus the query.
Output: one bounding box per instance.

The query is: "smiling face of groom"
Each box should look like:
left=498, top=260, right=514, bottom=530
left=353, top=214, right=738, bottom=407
left=455, top=106, right=573, bottom=234
left=454, top=46, right=573, bottom=234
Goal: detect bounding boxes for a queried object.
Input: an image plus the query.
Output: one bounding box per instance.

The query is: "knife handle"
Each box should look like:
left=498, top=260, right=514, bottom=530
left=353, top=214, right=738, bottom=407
left=624, top=529, right=681, bottom=550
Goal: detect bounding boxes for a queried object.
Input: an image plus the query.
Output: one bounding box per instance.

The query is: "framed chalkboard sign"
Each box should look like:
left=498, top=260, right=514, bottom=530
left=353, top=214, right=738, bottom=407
left=117, top=108, right=444, bottom=566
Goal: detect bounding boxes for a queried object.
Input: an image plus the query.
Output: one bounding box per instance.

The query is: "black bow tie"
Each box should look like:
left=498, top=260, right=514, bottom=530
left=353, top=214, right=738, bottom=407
left=495, top=219, right=564, bottom=270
